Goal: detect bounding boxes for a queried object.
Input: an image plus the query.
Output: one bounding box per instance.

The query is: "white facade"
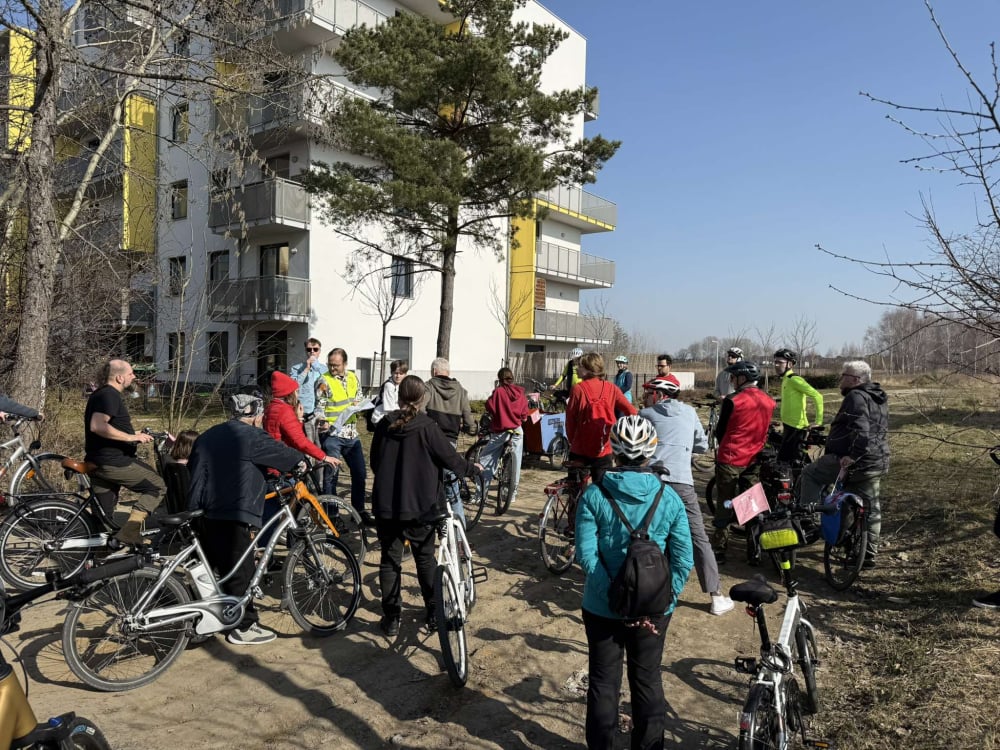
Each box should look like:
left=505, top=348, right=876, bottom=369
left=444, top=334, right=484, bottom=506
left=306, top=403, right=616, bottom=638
left=152, top=0, right=614, bottom=398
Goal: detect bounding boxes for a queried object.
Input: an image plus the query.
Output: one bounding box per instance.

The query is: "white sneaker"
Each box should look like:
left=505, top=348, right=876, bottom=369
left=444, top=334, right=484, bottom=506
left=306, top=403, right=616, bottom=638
left=710, top=595, right=734, bottom=616
left=227, top=623, right=277, bottom=645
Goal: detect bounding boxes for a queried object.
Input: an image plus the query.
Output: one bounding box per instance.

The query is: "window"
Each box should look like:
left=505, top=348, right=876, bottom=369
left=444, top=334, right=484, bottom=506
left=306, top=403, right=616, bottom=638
left=168, top=256, right=187, bottom=296
left=207, top=331, right=229, bottom=374
left=171, top=103, right=189, bottom=144
left=265, top=153, right=290, bottom=179
left=391, top=256, right=414, bottom=298
left=125, top=333, right=147, bottom=362
left=167, top=332, right=186, bottom=371
left=259, top=243, right=289, bottom=277
left=170, top=181, right=188, bottom=219
left=389, top=336, right=411, bottom=363
left=208, top=251, right=229, bottom=283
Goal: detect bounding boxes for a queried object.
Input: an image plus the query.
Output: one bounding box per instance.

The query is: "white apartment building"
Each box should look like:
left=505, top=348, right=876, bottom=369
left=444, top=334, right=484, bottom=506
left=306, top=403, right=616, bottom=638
left=153, top=0, right=617, bottom=398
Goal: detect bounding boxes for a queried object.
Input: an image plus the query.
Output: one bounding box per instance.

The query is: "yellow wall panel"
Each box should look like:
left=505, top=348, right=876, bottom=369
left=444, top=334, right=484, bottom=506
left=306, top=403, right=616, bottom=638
left=6, top=29, right=35, bottom=152
left=122, top=93, right=157, bottom=254
left=509, top=212, right=537, bottom=340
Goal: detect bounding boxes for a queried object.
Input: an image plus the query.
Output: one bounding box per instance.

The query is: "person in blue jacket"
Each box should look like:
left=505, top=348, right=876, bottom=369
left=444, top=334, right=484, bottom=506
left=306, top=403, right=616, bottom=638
left=575, top=415, right=694, bottom=750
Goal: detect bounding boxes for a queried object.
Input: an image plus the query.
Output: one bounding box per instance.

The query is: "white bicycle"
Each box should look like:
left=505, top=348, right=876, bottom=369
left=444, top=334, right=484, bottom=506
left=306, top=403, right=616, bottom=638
left=433, top=499, right=477, bottom=687
left=0, top=417, right=84, bottom=508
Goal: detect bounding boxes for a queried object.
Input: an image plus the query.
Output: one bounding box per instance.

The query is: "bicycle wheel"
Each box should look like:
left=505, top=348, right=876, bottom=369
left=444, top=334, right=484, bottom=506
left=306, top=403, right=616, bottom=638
left=823, top=509, right=867, bottom=591
left=0, top=498, right=98, bottom=590
left=305, top=496, right=368, bottom=563
left=9, top=453, right=81, bottom=497
left=737, top=683, right=779, bottom=750
left=548, top=435, right=570, bottom=467
left=63, top=567, right=191, bottom=691
left=284, top=533, right=361, bottom=635
left=539, top=489, right=575, bottom=575
left=461, top=476, right=486, bottom=531
left=434, top=564, right=468, bottom=687
left=795, top=623, right=820, bottom=715
left=495, top=453, right=514, bottom=516
left=63, top=716, right=113, bottom=749
left=704, top=477, right=716, bottom=515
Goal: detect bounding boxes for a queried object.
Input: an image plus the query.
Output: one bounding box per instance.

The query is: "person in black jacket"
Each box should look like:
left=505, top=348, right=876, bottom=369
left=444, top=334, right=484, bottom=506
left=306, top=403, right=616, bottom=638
left=370, top=375, right=481, bottom=638
left=188, top=394, right=304, bottom=645
left=0, top=395, right=42, bottom=422
left=799, top=360, right=889, bottom=568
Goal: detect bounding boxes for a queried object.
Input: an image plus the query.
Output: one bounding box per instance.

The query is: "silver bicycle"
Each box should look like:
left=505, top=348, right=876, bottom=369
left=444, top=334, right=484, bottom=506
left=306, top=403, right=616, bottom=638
left=433, top=500, right=477, bottom=687
left=61, top=476, right=361, bottom=692
left=0, top=418, right=83, bottom=509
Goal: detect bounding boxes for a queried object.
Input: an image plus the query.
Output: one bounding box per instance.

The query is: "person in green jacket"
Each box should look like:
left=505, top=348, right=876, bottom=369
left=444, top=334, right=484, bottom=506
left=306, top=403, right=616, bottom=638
left=773, top=348, right=823, bottom=463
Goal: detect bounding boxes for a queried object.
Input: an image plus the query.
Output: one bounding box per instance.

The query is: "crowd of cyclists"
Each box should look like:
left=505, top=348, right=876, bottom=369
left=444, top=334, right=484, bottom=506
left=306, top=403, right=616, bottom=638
left=4, top=336, right=999, bottom=750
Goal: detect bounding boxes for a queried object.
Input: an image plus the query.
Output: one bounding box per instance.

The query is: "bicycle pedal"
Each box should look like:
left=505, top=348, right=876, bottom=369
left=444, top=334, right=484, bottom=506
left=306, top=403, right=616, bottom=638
left=802, top=741, right=834, bottom=749
left=472, top=566, right=488, bottom=584
left=734, top=657, right=757, bottom=674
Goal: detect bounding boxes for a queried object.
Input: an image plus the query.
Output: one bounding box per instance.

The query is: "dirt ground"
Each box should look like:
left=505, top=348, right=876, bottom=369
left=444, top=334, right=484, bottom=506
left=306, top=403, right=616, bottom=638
left=9, top=457, right=823, bottom=750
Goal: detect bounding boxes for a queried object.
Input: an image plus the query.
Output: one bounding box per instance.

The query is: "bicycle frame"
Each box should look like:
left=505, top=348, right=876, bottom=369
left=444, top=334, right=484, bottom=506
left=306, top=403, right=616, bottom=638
left=436, top=509, right=473, bottom=610
left=127, top=500, right=303, bottom=635
left=8, top=489, right=116, bottom=552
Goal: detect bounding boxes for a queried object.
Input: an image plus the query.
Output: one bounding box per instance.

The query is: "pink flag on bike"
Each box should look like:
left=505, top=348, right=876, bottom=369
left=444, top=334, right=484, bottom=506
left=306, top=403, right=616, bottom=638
left=528, top=408, right=543, bottom=424
left=730, top=482, right=770, bottom=525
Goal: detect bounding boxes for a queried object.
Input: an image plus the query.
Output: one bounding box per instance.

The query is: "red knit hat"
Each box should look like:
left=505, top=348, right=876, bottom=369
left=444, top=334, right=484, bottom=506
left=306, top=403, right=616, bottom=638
left=270, top=371, right=299, bottom=399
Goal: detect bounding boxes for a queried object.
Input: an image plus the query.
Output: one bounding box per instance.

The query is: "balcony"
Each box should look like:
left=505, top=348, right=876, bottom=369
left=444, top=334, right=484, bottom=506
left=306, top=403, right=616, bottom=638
left=585, top=90, right=599, bottom=122
left=536, top=185, right=616, bottom=233
left=208, top=276, right=311, bottom=322
left=122, top=290, right=154, bottom=328
left=246, top=79, right=363, bottom=137
left=55, top=135, right=123, bottom=196
left=209, top=178, right=309, bottom=233
left=535, top=241, right=614, bottom=288
left=265, top=0, right=389, bottom=49
left=532, top=309, right=614, bottom=344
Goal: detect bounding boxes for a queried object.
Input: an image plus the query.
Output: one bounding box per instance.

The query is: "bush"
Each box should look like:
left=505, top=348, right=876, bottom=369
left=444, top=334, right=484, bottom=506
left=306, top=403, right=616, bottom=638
left=804, top=373, right=840, bottom=390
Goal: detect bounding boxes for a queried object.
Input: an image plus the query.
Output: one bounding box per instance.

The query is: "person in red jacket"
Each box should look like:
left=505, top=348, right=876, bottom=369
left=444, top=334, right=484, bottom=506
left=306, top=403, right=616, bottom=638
left=565, top=352, right=637, bottom=485
left=711, top=360, right=776, bottom=561
left=479, top=367, right=530, bottom=504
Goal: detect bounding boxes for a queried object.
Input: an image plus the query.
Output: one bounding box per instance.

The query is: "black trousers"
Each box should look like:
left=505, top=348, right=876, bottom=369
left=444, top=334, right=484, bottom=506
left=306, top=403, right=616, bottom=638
left=375, top=519, right=437, bottom=620
left=568, top=452, right=614, bottom=487
left=199, top=518, right=258, bottom=629
left=778, top=424, right=806, bottom=464
left=583, top=608, right=671, bottom=750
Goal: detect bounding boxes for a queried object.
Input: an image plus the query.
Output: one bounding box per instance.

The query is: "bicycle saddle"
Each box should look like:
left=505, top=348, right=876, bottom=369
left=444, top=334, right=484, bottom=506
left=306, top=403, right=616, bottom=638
left=60, top=458, right=98, bottom=475
left=158, top=509, right=204, bottom=528
left=730, top=575, right=779, bottom=606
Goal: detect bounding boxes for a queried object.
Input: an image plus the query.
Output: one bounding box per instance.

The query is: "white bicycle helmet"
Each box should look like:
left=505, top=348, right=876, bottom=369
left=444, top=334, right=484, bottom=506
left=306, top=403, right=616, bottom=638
left=610, top=415, right=658, bottom=460
left=614, top=355, right=628, bottom=364
left=642, top=378, right=680, bottom=397
left=569, top=347, right=584, bottom=358
left=727, top=347, right=743, bottom=359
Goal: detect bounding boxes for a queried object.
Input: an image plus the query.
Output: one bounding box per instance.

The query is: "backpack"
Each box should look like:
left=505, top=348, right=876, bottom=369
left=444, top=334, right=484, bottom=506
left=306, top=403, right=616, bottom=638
left=597, top=479, right=672, bottom=620
left=573, top=382, right=617, bottom=457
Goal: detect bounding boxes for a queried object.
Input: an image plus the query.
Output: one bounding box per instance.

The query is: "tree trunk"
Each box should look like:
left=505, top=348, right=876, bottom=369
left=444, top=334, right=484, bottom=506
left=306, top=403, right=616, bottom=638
left=9, top=7, right=60, bottom=411
left=436, top=208, right=460, bottom=359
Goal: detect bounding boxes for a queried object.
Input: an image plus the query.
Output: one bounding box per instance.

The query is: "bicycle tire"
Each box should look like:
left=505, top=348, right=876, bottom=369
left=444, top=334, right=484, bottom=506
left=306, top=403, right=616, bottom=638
left=548, top=436, right=570, bottom=467
left=495, top=453, right=514, bottom=516
left=284, top=533, right=361, bottom=635
left=823, top=508, right=867, bottom=591
left=303, top=495, right=368, bottom=563
left=795, top=623, right=821, bottom=715
left=0, top=498, right=98, bottom=590
left=539, top=489, right=575, bottom=575
left=63, top=566, right=191, bottom=692
left=8, top=452, right=81, bottom=498
left=461, top=476, right=485, bottom=531
left=737, top=683, right=779, bottom=750
left=62, top=716, right=113, bottom=750
left=434, top=564, right=468, bottom=687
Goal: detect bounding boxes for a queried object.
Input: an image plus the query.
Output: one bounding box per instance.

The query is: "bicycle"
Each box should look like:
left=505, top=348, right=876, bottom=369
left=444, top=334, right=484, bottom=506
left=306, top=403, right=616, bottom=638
left=691, top=398, right=720, bottom=473
left=821, top=476, right=870, bottom=592
left=464, top=421, right=518, bottom=517
left=61, top=473, right=362, bottom=691
left=0, top=417, right=83, bottom=511
left=729, top=502, right=834, bottom=750
left=0, top=459, right=125, bottom=591
left=432, top=497, right=477, bottom=687
left=1, top=555, right=144, bottom=748
left=525, top=379, right=565, bottom=413
left=290, top=462, right=369, bottom=563
left=538, top=462, right=591, bottom=574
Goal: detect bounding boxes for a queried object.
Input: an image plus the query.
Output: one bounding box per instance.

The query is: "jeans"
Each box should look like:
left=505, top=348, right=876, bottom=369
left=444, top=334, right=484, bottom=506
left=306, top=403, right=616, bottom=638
left=477, top=428, right=524, bottom=498
left=91, top=458, right=166, bottom=517
left=322, top=434, right=367, bottom=513
left=375, top=520, right=437, bottom=620
left=670, top=482, right=720, bottom=595
left=442, top=438, right=466, bottom=526
left=199, top=518, right=258, bottom=629
left=583, top=608, right=671, bottom=750
left=799, top=453, right=883, bottom=556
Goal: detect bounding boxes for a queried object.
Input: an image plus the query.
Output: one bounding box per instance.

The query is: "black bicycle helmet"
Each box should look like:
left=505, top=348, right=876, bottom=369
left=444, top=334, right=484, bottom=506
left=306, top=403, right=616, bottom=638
left=725, top=360, right=760, bottom=381
left=773, top=348, right=797, bottom=363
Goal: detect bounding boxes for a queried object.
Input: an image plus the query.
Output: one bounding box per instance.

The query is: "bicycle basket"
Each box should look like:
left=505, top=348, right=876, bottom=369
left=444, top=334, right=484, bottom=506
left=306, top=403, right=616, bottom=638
left=758, top=515, right=808, bottom=551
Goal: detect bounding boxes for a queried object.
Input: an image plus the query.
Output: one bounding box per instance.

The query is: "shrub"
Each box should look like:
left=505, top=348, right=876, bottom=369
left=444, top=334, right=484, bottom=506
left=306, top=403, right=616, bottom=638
left=804, top=373, right=840, bottom=390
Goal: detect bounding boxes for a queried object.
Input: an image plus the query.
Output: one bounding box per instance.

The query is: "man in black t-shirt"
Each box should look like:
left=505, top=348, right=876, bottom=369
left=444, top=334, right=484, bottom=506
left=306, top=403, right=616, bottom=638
left=85, top=359, right=165, bottom=545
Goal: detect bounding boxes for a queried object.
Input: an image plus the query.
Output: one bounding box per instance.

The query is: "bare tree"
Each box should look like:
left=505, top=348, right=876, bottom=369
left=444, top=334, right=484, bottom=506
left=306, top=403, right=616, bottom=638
left=487, top=277, right=534, bottom=364
left=784, top=315, right=819, bottom=367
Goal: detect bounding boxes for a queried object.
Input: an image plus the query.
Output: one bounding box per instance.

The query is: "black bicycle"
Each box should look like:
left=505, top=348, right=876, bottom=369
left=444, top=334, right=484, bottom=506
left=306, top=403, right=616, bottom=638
left=464, top=417, right=517, bottom=517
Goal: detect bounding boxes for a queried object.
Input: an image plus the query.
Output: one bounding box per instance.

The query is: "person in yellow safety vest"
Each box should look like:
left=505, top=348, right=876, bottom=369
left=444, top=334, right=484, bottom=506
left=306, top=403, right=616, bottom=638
left=315, top=347, right=374, bottom=526
left=552, top=347, right=585, bottom=406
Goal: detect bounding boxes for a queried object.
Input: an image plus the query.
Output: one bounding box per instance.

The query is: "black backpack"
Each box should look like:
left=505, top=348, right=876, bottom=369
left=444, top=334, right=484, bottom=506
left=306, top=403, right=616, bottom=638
left=597, top=479, right=672, bottom=620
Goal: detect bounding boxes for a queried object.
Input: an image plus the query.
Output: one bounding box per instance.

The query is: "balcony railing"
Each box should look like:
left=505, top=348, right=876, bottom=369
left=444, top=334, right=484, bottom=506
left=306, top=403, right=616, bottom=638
left=246, top=79, right=362, bottom=134
left=208, top=276, right=311, bottom=321
left=269, top=0, right=389, bottom=31
left=208, top=178, right=309, bottom=232
left=533, top=309, right=614, bottom=343
left=55, top=135, right=124, bottom=195
left=123, top=290, right=154, bottom=328
left=536, top=185, right=617, bottom=227
left=536, top=241, right=615, bottom=287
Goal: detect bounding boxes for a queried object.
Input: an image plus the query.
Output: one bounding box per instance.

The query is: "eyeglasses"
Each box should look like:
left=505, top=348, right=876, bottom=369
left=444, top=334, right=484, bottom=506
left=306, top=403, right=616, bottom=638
left=840, top=373, right=859, bottom=379
left=305, top=347, right=320, bottom=352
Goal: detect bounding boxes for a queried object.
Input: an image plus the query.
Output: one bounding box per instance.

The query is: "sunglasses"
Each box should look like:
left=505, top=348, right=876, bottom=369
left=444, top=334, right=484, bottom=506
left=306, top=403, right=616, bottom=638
left=305, top=347, right=320, bottom=352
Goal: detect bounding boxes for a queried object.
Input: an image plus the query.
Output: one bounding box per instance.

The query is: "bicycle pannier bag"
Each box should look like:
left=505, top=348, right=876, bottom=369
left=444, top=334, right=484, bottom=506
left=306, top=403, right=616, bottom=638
left=820, top=491, right=846, bottom=546
left=758, top=514, right=807, bottom=551
left=597, top=480, right=672, bottom=620
left=574, top=382, right=617, bottom=457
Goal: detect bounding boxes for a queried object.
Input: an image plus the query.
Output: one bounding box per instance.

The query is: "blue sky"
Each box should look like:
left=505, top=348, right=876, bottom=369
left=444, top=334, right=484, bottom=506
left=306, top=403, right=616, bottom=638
left=540, top=0, right=1000, bottom=355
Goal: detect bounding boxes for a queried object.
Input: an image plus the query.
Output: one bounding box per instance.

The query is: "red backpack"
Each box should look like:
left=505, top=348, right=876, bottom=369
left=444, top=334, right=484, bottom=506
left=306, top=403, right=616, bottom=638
left=572, top=381, right=617, bottom=457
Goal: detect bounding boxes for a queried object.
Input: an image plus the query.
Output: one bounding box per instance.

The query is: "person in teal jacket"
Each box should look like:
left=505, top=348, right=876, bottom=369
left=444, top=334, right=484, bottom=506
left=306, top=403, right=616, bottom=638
left=575, top=415, right=694, bottom=750
left=773, top=348, right=823, bottom=463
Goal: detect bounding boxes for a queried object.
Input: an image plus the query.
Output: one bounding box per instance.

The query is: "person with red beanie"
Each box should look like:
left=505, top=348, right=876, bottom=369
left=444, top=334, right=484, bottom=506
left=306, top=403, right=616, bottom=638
left=264, top=371, right=340, bottom=468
